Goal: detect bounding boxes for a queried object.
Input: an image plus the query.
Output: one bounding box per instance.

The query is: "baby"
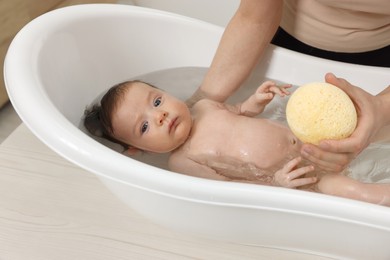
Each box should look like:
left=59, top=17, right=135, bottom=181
left=84, top=80, right=390, bottom=206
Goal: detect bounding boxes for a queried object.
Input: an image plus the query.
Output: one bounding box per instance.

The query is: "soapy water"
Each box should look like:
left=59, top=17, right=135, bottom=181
left=82, top=67, right=390, bottom=184
left=347, top=142, right=390, bottom=184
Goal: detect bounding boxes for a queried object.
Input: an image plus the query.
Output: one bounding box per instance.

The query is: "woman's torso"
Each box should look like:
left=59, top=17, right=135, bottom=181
left=281, top=0, right=390, bottom=52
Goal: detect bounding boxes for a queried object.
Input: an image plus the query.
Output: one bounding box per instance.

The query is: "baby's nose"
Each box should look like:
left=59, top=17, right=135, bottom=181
left=156, top=111, right=168, bottom=125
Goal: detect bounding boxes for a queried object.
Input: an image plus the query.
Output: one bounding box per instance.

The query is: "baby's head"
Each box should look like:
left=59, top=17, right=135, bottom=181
left=84, top=80, right=192, bottom=154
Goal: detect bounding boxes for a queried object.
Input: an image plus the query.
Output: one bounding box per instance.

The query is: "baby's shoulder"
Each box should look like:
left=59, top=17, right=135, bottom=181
left=192, top=99, right=225, bottom=112
left=193, top=98, right=218, bottom=107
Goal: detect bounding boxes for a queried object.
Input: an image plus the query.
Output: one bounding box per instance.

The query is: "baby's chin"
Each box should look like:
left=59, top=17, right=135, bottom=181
left=172, top=122, right=192, bottom=150
left=152, top=135, right=190, bottom=153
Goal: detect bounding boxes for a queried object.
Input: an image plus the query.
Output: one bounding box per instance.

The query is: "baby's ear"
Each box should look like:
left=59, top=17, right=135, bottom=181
left=125, top=146, right=142, bottom=156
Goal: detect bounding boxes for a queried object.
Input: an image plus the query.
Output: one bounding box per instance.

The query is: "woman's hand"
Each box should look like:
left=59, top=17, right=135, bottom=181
left=301, top=73, right=389, bottom=173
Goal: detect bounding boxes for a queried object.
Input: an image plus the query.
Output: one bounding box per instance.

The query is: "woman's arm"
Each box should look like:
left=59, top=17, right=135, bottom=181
left=186, top=0, right=283, bottom=106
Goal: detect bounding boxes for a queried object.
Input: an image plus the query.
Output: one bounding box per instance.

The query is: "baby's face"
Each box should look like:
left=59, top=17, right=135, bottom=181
left=112, top=82, right=192, bottom=153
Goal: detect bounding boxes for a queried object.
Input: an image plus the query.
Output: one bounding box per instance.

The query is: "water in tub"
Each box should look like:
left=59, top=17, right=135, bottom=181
left=80, top=67, right=390, bottom=187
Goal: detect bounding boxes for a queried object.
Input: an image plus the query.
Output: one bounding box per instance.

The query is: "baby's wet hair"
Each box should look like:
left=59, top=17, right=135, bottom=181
left=83, top=80, right=156, bottom=151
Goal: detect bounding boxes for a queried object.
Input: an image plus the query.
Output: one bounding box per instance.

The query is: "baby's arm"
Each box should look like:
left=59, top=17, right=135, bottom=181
left=170, top=149, right=317, bottom=189
left=239, top=81, right=291, bottom=117
left=168, top=150, right=229, bottom=181
left=273, top=157, right=317, bottom=188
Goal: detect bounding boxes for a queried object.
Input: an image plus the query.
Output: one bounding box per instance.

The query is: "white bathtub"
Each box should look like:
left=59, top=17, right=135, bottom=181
left=4, top=4, right=390, bottom=259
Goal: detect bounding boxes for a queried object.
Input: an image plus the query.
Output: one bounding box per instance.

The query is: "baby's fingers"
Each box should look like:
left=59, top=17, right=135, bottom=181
left=281, top=157, right=316, bottom=188
left=288, top=165, right=315, bottom=180
left=265, top=85, right=291, bottom=97
left=257, top=81, right=276, bottom=92
left=289, top=176, right=317, bottom=188
left=282, top=156, right=302, bottom=173
left=279, top=84, right=292, bottom=95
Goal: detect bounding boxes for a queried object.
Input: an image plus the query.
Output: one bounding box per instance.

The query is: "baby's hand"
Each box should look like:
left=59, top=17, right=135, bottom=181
left=256, top=81, right=291, bottom=100
left=274, top=157, right=317, bottom=188
left=240, top=81, right=291, bottom=116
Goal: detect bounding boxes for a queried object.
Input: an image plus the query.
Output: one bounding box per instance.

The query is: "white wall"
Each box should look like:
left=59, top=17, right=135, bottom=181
left=122, top=0, right=239, bottom=27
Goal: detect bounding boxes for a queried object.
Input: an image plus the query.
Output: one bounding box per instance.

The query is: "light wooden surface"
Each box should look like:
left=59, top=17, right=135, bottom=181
left=0, top=0, right=31, bottom=107
left=0, top=0, right=117, bottom=108
left=0, top=124, right=331, bottom=259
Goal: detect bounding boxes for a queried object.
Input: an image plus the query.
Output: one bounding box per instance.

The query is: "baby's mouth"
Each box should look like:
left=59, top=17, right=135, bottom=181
left=169, top=117, right=178, bottom=133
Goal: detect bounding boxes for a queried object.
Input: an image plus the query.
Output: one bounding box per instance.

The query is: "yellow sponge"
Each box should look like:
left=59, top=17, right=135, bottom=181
left=286, top=82, right=357, bottom=145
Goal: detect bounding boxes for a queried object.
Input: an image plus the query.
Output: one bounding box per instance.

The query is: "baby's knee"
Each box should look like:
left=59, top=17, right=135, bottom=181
left=317, top=174, right=360, bottom=197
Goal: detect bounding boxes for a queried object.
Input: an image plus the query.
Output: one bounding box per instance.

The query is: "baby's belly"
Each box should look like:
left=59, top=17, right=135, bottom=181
left=190, top=115, right=300, bottom=172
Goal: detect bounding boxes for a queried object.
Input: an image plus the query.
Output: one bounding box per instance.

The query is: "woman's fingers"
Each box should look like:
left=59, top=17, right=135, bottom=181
left=301, top=144, right=350, bottom=173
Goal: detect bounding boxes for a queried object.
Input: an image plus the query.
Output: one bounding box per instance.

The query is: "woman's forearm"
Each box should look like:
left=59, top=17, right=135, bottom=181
left=199, top=0, right=283, bottom=102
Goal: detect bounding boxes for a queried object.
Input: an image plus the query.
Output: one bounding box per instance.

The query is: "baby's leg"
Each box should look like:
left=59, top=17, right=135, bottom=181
left=317, top=174, right=390, bottom=206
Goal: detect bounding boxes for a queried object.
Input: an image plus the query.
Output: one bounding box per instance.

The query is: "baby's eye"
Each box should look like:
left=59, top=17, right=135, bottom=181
left=154, top=97, right=162, bottom=107
left=141, top=121, right=149, bottom=134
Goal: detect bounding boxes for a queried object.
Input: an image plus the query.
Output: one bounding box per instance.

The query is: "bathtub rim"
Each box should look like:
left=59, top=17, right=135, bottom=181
left=4, top=3, right=390, bottom=232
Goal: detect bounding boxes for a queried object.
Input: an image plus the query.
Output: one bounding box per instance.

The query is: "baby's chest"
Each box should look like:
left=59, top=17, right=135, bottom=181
left=189, top=126, right=229, bottom=156
left=189, top=111, right=249, bottom=158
